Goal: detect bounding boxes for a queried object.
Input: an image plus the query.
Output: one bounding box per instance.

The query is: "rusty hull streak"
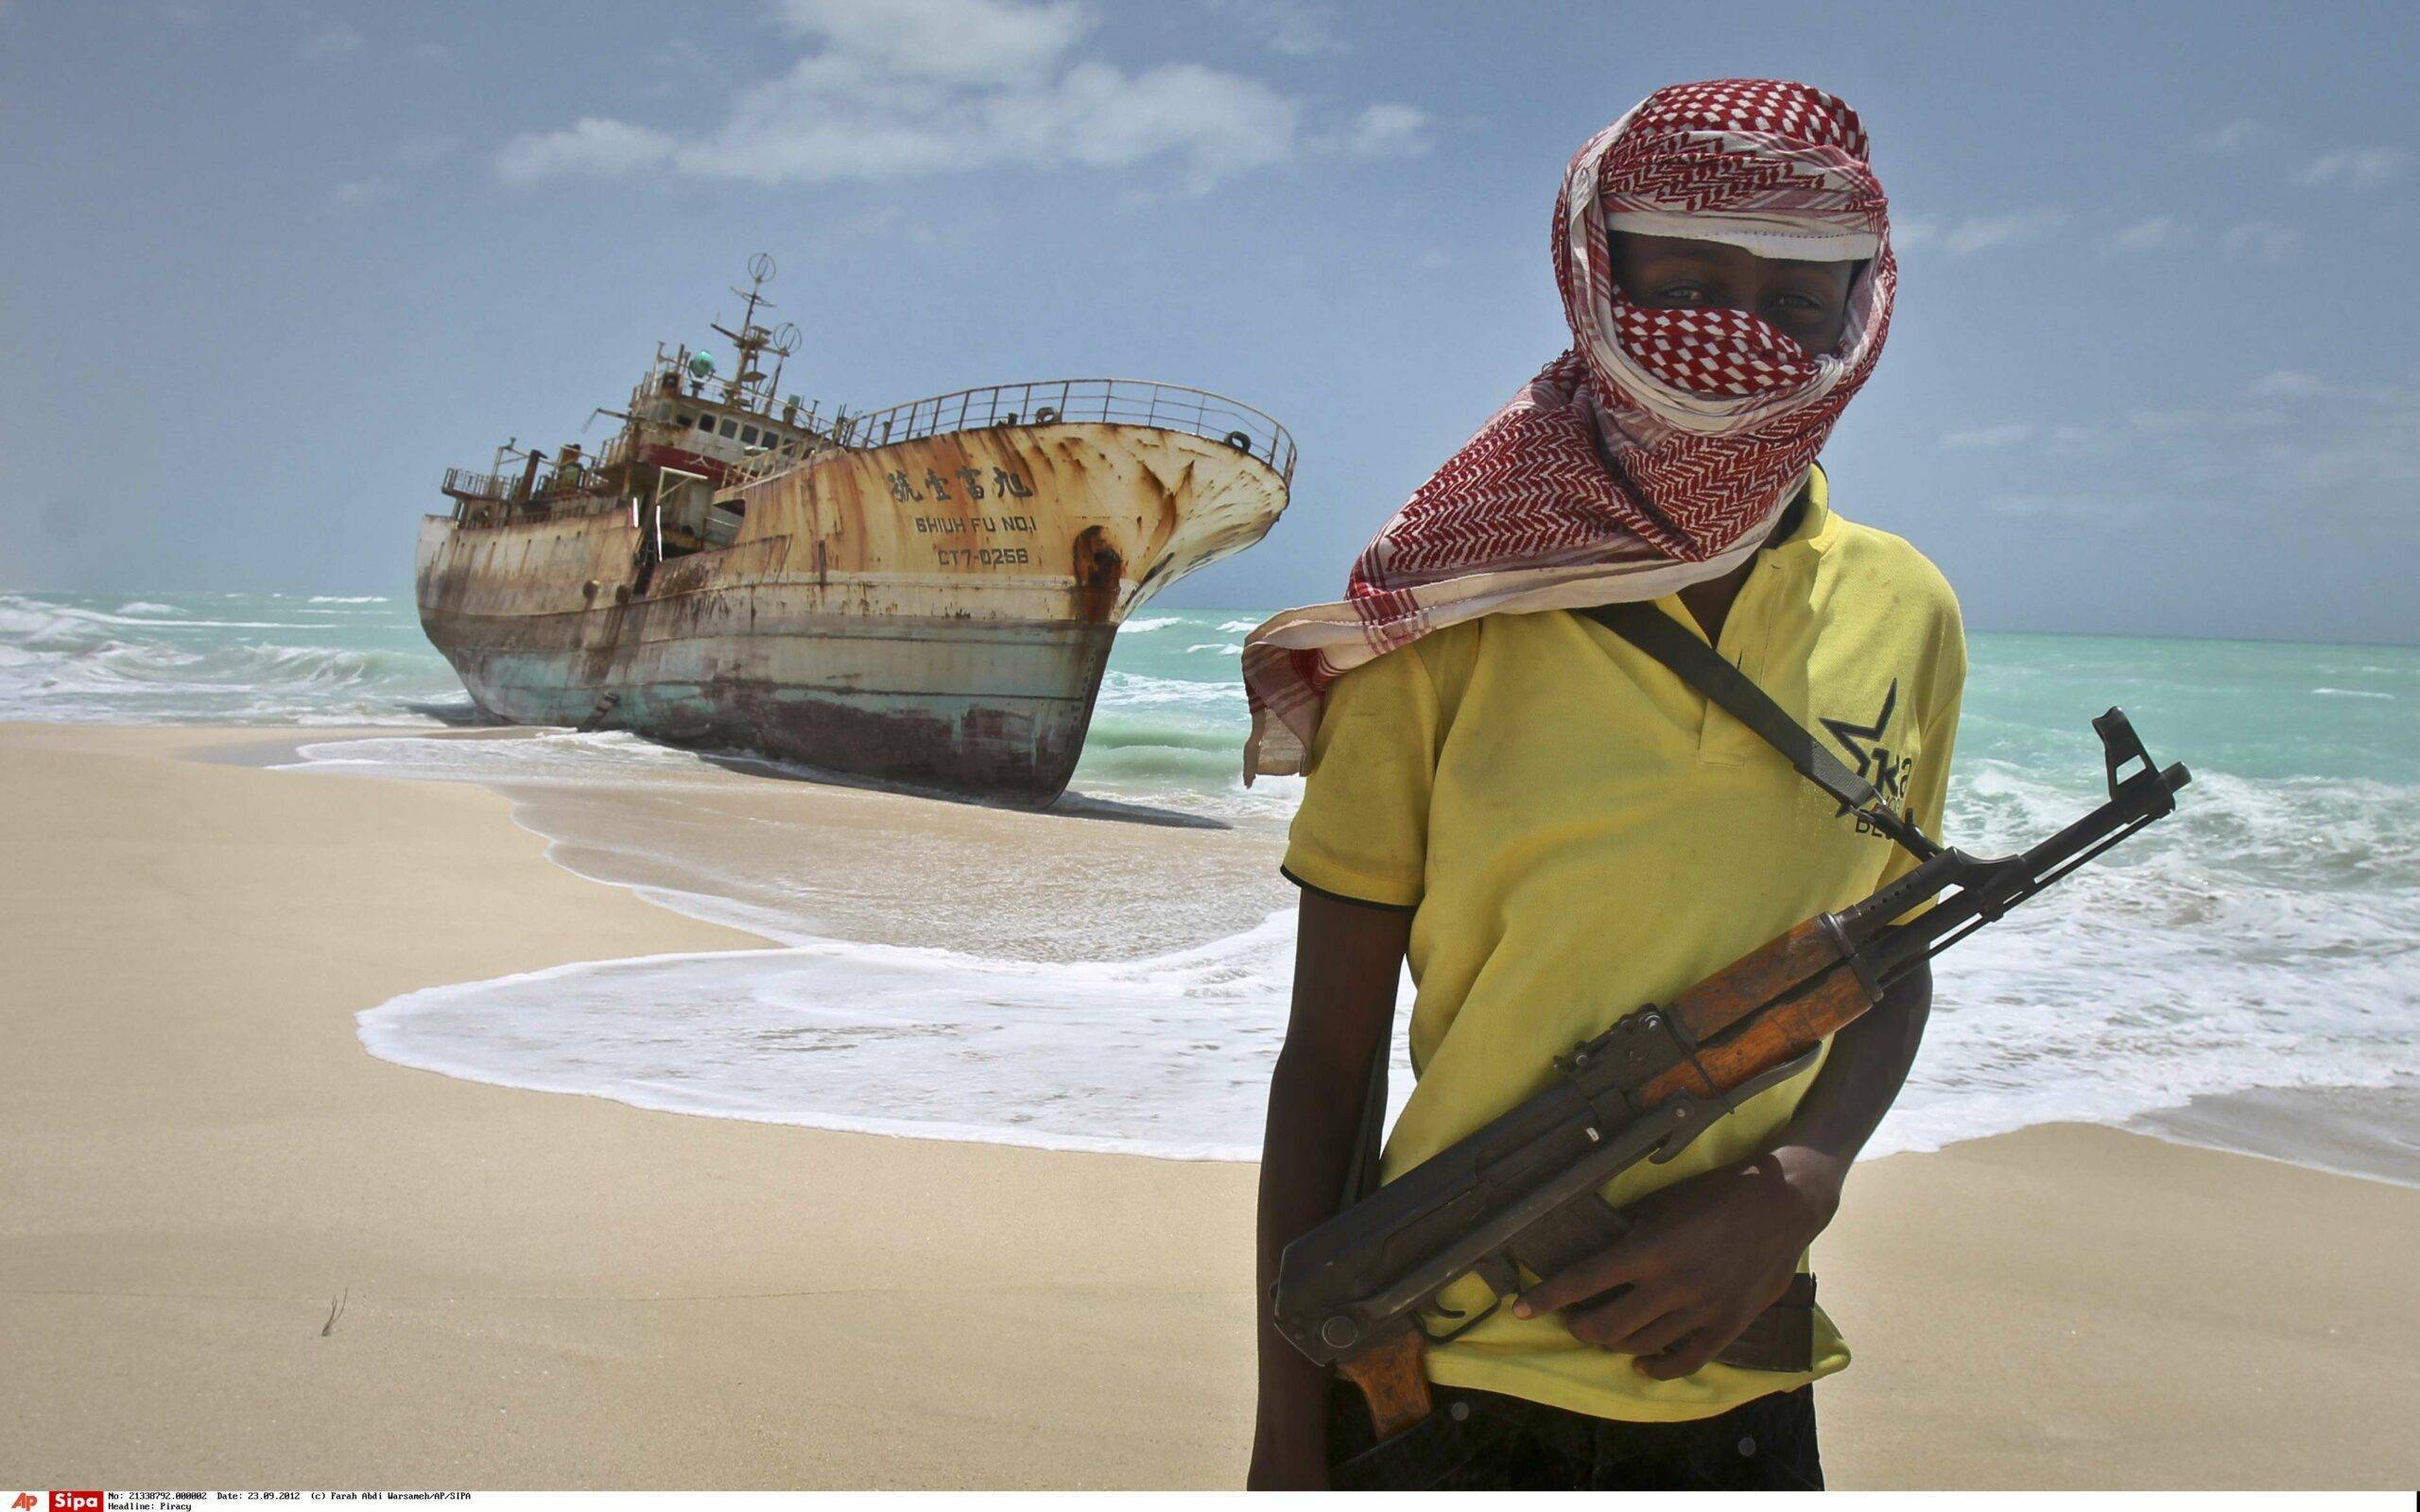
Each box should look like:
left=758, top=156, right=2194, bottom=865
left=417, top=420, right=1285, bottom=805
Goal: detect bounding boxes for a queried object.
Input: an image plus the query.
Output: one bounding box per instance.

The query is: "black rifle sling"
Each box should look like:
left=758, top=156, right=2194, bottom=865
left=1576, top=600, right=1939, bottom=862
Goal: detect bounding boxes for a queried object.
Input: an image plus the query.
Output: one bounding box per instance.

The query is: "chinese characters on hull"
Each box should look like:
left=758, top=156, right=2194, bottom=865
left=887, top=466, right=1035, bottom=504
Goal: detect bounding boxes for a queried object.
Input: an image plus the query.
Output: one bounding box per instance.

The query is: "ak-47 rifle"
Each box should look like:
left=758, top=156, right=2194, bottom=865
left=1272, top=707, right=2190, bottom=1441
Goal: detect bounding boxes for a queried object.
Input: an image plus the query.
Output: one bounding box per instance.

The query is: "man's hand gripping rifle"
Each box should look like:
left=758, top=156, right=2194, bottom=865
left=1271, top=709, right=2190, bottom=1441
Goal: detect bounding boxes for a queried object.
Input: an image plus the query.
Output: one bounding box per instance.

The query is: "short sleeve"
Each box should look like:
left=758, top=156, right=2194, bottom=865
left=1280, top=645, right=1442, bottom=909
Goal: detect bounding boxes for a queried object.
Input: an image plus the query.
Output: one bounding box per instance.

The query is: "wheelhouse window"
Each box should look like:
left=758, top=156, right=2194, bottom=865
left=741, top=425, right=759, bottom=445
left=695, top=413, right=715, bottom=431
left=719, top=419, right=737, bottom=438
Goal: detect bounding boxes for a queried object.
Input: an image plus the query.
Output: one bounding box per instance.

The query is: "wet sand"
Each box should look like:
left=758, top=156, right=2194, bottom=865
left=4, top=721, right=2415, bottom=1488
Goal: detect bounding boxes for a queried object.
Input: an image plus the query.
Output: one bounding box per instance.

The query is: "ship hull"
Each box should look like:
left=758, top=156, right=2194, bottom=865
left=423, top=594, right=1116, bottom=802
left=417, top=418, right=1283, bottom=804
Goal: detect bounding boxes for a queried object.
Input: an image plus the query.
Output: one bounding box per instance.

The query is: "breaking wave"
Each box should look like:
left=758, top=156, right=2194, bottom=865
left=340, top=739, right=2420, bottom=1163
left=0, top=590, right=458, bottom=725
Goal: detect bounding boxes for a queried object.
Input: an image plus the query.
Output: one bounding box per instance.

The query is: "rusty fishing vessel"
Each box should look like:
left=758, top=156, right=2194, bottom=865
left=417, top=256, right=1293, bottom=804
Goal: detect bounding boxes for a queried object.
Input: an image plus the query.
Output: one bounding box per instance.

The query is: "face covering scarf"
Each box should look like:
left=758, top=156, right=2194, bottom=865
left=1240, top=78, right=1895, bottom=780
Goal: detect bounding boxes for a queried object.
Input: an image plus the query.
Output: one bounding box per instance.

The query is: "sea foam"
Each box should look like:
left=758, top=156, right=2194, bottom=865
left=328, top=728, right=2420, bottom=1164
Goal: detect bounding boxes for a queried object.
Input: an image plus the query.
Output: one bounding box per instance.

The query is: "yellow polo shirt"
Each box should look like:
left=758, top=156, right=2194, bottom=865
left=1282, top=468, right=1964, bottom=1422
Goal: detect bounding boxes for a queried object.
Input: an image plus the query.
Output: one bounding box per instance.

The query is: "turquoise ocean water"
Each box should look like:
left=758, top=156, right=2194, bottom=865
left=6, top=588, right=2414, bottom=1165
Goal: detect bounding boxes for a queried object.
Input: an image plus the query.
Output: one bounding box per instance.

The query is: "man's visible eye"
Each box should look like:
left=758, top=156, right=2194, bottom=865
left=1769, top=292, right=1824, bottom=312
left=1651, top=284, right=1709, bottom=305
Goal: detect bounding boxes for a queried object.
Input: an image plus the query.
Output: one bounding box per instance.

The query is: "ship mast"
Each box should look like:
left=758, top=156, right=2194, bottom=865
left=709, top=251, right=800, bottom=415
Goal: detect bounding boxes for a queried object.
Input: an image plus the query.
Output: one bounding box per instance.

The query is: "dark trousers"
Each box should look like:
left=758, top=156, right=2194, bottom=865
left=1326, top=1379, right=1823, bottom=1491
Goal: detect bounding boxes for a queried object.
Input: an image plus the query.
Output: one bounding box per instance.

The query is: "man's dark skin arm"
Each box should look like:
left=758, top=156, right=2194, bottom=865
left=1249, top=889, right=1409, bottom=1491
left=1513, top=961, right=1931, bottom=1378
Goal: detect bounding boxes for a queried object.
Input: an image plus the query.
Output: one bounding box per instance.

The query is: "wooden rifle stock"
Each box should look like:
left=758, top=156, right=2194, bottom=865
left=1332, top=915, right=1876, bottom=1436
left=1337, top=1328, right=1435, bottom=1441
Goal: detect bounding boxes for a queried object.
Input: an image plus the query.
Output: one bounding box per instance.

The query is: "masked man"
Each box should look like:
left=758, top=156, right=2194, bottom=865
left=1245, top=79, right=1964, bottom=1491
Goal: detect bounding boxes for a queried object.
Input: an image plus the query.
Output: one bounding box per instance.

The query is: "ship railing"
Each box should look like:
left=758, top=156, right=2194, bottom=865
left=799, top=379, right=1297, bottom=484
left=441, top=467, right=514, bottom=501
left=441, top=462, right=622, bottom=527
left=635, top=349, right=795, bottom=426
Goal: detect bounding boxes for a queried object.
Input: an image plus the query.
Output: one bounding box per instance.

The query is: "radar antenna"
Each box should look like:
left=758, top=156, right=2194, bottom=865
left=711, top=253, right=798, bottom=405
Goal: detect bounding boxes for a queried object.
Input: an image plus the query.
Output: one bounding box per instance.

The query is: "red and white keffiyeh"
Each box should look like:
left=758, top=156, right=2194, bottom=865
left=1241, top=78, right=1895, bottom=779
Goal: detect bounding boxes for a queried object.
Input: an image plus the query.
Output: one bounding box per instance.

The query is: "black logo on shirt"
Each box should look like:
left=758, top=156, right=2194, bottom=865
left=1822, top=679, right=1914, bottom=836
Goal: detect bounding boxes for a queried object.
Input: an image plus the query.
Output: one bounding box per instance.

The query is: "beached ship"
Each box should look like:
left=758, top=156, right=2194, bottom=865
left=417, top=256, right=1293, bottom=804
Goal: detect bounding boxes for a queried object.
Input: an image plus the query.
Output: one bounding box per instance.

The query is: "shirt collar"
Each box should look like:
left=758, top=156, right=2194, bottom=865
left=1764, top=463, right=1838, bottom=556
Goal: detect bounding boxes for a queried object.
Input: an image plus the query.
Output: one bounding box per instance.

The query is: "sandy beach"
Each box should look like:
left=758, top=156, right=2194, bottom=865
left=4, top=720, right=2415, bottom=1489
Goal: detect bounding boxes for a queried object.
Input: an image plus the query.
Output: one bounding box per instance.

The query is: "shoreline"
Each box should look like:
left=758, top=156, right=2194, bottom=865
left=2131, top=1081, right=2420, bottom=1191
left=229, top=721, right=2420, bottom=1188
left=6, top=720, right=2419, bottom=1486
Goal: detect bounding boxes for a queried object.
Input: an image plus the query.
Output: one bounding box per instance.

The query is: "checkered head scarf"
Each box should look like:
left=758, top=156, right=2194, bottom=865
left=1241, top=78, right=1894, bottom=780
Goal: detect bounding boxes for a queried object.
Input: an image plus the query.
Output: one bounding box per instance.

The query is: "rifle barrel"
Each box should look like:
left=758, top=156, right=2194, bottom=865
left=1866, top=759, right=2188, bottom=984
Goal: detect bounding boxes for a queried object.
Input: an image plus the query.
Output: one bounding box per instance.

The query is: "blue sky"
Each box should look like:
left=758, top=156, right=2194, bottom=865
left=3, top=0, right=2412, bottom=643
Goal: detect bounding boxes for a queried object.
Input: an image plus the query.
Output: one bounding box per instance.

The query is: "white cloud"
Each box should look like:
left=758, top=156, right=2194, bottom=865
left=495, top=118, right=676, bottom=185
left=2128, top=408, right=2221, bottom=435
left=1327, top=103, right=1431, bottom=160
left=2245, top=387, right=2420, bottom=508
left=2130, top=405, right=2290, bottom=440
left=2248, top=369, right=2327, bottom=399
left=2190, top=118, right=2273, bottom=154
left=2221, top=221, right=2303, bottom=263
left=1203, top=0, right=1349, bottom=57
left=770, top=0, right=1088, bottom=83
left=1947, top=210, right=2066, bottom=255
left=1888, top=213, right=1936, bottom=248
left=1942, top=423, right=2034, bottom=450
left=1897, top=209, right=2066, bottom=257
left=1980, top=384, right=2420, bottom=541
left=2111, top=215, right=2190, bottom=252
left=2046, top=425, right=2112, bottom=454
left=2298, top=146, right=2409, bottom=191
left=495, top=0, right=1374, bottom=193
left=298, top=22, right=363, bottom=62
left=326, top=178, right=392, bottom=210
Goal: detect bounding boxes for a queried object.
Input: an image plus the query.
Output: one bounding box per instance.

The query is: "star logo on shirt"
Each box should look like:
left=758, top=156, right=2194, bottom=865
left=1821, top=678, right=1897, bottom=777
left=1822, top=679, right=1914, bottom=830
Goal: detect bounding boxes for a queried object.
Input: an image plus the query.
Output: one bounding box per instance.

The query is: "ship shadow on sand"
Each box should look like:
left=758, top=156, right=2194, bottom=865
left=401, top=696, right=497, bottom=728
left=692, top=747, right=1232, bottom=831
